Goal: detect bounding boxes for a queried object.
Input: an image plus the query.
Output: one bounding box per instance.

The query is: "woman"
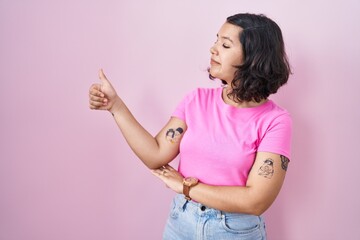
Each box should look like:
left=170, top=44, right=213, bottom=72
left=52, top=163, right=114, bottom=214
left=89, top=13, right=292, bottom=240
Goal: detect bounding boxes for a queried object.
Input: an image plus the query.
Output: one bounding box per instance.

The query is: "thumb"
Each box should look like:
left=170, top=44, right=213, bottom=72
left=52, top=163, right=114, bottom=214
left=99, top=68, right=110, bottom=84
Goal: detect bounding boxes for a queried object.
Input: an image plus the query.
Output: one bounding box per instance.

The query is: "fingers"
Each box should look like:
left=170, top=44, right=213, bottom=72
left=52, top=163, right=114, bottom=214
left=164, top=164, right=176, bottom=171
left=89, top=94, right=107, bottom=103
left=151, top=167, right=167, bottom=177
left=89, top=83, right=108, bottom=109
left=89, top=84, right=104, bottom=97
left=151, top=165, right=176, bottom=177
left=151, top=166, right=183, bottom=194
left=160, top=165, right=175, bottom=175
left=89, top=99, right=108, bottom=109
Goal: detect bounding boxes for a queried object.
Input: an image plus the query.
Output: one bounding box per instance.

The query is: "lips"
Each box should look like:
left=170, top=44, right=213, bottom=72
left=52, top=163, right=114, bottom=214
left=210, top=59, right=220, bottom=65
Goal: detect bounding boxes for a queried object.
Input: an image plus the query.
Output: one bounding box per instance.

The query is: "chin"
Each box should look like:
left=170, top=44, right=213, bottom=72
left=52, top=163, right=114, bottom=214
left=209, top=70, right=220, bottom=79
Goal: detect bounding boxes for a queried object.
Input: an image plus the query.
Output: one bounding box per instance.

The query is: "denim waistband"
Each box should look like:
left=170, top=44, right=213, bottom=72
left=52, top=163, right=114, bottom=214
left=172, top=193, right=263, bottom=221
left=173, top=193, right=223, bottom=218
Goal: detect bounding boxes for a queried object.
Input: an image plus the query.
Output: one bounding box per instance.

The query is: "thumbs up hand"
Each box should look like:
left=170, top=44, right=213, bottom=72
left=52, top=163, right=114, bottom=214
left=89, top=69, right=121, bottom=112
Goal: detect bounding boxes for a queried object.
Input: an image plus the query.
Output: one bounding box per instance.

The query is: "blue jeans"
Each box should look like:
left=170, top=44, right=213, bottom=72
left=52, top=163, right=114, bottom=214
left=163, top=194, right=266, bottom=240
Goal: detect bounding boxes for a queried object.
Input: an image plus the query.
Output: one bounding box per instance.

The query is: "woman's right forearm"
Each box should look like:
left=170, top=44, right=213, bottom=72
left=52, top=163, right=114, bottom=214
left=109, top=97, right=166, bottom=169
left=88, top=71, right=175, bottom=168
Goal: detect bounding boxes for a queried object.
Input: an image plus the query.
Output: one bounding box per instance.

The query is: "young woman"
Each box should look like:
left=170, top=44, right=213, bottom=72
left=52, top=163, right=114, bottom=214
left=89, top=13, right=292, bottom=240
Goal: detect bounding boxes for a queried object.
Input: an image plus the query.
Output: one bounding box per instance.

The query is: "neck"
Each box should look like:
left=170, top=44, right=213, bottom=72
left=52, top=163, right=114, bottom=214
left=222, top=86, right=267, bottom=108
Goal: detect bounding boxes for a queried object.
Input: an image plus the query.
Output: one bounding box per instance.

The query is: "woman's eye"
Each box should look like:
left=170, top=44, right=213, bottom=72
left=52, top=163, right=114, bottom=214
left=222, top=44, right=230, bottom=49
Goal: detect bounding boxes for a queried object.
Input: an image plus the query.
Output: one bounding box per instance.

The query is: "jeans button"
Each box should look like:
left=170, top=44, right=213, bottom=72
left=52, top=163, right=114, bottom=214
left=200, top=206, right=206, bottom=211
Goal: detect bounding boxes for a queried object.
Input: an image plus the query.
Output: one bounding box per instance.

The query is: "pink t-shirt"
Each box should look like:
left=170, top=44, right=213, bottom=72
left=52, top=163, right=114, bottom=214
left=172, top=87, right=292, bottom=186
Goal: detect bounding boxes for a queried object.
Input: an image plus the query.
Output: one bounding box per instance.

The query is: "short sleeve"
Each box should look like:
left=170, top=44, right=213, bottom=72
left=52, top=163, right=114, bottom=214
left=257, top=113, right=292, bottom=160
left=171, top=89, right=197, bottom=122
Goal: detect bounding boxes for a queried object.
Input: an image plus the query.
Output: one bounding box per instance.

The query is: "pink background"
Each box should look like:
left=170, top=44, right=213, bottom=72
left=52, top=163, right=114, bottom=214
left=1, top=0, right=359, bottom=239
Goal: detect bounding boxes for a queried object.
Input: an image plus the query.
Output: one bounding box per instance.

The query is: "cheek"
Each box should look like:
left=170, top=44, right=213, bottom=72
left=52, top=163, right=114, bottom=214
left=230, top=55, right=243, bottom=66
left=223, top=62, right=238, bottom=75
left=227, top=50, right=243, bottom=66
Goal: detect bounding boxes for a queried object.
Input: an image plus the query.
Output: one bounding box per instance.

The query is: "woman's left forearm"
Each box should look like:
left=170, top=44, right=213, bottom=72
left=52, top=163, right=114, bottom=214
left=185, top=153, right=287, bottom=215
left=152, top=152, right=287, bottom=216
left=189, top=183, right=270, bottom=216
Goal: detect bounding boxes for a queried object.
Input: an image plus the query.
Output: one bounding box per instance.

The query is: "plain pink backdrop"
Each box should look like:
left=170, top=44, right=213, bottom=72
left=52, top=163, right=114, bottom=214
left=1, top=0, right=359, bottom=239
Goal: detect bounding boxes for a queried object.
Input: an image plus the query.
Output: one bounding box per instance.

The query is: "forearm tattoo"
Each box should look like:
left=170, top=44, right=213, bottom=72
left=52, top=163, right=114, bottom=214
left=281, top=155, right=289, bottom=171
left=258, top=159, right=274, bottom=179
left=165, top=127, right=184, bottom=143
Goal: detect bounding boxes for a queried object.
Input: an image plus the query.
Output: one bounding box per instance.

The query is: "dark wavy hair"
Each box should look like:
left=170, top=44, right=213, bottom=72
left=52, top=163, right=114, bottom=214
left=209, top=13, right=291, bottom=103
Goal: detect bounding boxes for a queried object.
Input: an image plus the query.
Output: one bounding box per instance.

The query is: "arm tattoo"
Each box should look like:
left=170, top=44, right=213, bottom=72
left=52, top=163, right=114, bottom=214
left=258, top=159, right=274, bottom=179
left=165, top=127, right=184, bottom=143
left=280, top=155, right=289, bottom=171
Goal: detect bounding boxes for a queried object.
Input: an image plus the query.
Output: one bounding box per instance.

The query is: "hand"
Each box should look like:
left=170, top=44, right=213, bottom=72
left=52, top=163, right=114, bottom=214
left=89, top=69, right=121, bottom=112
left=151, top=165, right=184, bottom=194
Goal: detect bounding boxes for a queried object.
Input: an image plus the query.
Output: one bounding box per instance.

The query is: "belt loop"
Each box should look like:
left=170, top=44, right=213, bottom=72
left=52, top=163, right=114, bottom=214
left=178, top=195, right=189, bottom=212
left=217, top=210, right=224, bottom=219
left=182, top=200, right=189, bottom=212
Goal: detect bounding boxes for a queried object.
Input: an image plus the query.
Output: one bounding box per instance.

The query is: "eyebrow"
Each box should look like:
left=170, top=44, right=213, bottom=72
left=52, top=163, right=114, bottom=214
left=217, top=34, right=234, bottom=43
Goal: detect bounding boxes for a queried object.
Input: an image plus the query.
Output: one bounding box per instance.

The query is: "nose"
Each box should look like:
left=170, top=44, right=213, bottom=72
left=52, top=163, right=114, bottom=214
left=210, top=44, right=218, bottom=55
